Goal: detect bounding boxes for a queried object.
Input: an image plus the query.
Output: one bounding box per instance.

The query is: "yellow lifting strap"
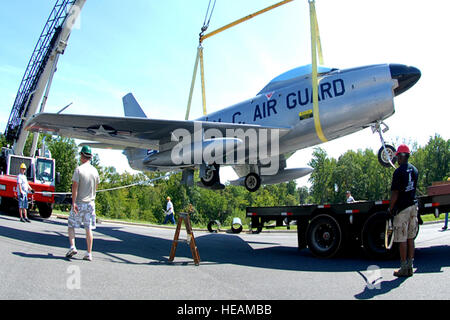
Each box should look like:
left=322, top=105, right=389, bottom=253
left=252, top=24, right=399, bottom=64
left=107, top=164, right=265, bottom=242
left=199, top=46, right=207, bottom=117
left=185, top=47, right=200, bottom=120
left=185, top=45, right=208, bottom=120
left=199, top=0, right=294, bottom=43
left=185, top=0, right=295, bottom=120
left=309, top=0, right=327, bottom=142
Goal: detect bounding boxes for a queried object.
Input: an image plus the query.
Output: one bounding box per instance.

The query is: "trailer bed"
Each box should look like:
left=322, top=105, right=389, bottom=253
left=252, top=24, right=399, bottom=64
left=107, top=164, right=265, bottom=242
left=246, top=184, right=450, bottom=259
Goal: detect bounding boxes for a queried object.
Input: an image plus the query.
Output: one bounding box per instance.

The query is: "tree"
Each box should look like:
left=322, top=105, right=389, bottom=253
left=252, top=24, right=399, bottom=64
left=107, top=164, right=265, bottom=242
left=0, top=134, right=6, bottom=148
left=308, top=148, right=337, bottom=203
left=47, top=136, right=78, bottom=193
left=411, top=134, right=449, bottom=194
left=35, top=132, right=445, bottom=225
left=297, top=186, right=311, bottom=204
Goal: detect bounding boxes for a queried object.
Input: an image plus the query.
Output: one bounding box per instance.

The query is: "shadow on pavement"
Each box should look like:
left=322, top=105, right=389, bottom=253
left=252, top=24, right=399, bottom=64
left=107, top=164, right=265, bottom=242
left=1, top=213, right=449, bottom=276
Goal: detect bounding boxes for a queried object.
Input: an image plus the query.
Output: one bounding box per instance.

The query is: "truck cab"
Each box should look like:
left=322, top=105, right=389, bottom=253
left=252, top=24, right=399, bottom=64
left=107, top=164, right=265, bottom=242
left=0, top=147, right=57, bottom=218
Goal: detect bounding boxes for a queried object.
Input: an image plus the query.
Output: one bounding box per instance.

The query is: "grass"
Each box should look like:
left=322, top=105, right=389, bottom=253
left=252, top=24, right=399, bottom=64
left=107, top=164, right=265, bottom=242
left=52, top=209, right=447, bottom=230
left=52, top=209, right=299, bottom=230
left=420, top=213, right=448, bottom=223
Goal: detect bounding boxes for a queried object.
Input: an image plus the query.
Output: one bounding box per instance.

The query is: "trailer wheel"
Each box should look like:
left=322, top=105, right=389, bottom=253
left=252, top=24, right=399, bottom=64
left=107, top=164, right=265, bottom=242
left=250, top=225, right=263, bottom=234
left=306, top=214, right=343, bottom=258
left=362, top=212, right=397, bottom=259
left=250, top=217, right=263, bottom=234
left=37, top=202, right=53, bottom=219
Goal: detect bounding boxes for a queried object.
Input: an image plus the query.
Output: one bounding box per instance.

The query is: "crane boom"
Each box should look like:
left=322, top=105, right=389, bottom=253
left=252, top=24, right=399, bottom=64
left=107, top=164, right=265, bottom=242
left=4, top=0, right=86, bottom=155
left=0, top=0, right=86, bottom=219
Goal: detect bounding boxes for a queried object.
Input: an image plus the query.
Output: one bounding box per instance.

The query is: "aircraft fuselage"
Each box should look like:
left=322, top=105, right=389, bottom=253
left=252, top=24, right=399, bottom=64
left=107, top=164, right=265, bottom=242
left=196, top=64, right=405, bottom=156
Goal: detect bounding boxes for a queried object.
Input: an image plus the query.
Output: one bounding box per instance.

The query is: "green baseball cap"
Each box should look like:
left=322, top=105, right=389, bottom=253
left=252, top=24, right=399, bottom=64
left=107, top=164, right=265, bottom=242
left=80, top=145, right=92, bottom=157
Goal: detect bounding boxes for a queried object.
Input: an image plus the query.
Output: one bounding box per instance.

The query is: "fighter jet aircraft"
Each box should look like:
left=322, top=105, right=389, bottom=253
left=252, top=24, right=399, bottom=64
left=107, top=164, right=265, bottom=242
left=25, top=63, right=420, bottom=192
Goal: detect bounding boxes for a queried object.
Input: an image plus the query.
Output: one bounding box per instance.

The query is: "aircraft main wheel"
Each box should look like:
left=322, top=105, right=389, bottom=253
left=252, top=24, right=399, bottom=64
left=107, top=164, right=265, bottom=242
left=361, top=212, right=397, bottom=259
left=244, top=173, right=261, bottom=192
left=378, top=144, right=397, bottom=167
left=200, top=165, right=219, bottom=186
left=306, top=214, right=342, bottom=258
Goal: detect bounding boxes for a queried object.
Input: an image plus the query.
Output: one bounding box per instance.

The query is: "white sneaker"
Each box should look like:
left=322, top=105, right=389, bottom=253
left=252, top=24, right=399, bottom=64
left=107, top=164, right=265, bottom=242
left=83, top=253, right=92, bottom=261
left=65, top=247, right=78, bottom=258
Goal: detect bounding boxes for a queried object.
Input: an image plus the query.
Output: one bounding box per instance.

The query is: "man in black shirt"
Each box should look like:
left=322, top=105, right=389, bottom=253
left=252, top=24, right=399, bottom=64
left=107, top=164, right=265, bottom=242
left=389, top=144, right=418, bottom=277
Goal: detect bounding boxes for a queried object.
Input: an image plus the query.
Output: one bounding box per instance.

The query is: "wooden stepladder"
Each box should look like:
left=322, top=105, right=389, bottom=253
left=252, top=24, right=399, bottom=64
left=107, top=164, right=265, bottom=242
left=168, top=212, right=200, bottom=266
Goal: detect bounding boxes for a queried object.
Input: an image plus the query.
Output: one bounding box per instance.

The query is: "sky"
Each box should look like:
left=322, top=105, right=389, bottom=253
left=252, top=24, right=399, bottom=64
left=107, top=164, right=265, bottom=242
left=0, top=0, right=449, bottom=188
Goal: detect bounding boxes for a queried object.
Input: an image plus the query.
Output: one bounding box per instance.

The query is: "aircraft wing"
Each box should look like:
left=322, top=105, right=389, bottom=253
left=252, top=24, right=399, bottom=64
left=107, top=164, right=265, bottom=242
left=25, top=113, right=291, bottom=150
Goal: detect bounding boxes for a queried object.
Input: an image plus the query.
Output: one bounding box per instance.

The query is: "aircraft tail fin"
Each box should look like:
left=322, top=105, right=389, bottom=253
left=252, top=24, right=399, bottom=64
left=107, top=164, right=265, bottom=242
left=122, top=93, right=147, bottom=118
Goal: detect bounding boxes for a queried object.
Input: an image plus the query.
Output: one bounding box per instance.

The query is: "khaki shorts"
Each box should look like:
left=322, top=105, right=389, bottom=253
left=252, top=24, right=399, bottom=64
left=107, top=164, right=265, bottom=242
left=393, top=205, right=418, bottom=242
left=68, top=202, right=96, bottom=230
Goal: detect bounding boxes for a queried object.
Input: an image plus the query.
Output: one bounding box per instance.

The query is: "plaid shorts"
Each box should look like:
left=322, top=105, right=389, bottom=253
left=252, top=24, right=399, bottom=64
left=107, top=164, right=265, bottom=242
left=393, top=205, right=418, bottom=242
left=68, top=202, right=96, bottom=230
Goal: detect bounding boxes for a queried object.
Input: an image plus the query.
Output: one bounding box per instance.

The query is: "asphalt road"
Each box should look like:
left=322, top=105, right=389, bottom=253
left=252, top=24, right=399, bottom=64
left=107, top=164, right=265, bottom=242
left=0, top=212, right=449, bottom=300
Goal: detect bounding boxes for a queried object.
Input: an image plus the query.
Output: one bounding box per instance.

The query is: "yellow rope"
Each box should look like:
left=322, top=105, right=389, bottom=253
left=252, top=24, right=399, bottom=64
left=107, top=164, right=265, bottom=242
left=309, top=0, right=327, bottom=142
left=185, top=47, right=201, bottom=120
left=199, top=46, right=207, bottom=116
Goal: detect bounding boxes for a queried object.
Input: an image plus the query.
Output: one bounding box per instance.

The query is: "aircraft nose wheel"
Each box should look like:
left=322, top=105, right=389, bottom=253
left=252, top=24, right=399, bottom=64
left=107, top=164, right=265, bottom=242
left=371, top=121, right=397, bottom=168
left=377, top=144, right=397, bottom=168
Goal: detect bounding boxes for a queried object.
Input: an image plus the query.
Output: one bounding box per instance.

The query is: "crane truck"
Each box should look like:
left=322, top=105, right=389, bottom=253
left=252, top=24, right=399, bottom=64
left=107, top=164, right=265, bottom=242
left=0, top=0, right=86, bottom=218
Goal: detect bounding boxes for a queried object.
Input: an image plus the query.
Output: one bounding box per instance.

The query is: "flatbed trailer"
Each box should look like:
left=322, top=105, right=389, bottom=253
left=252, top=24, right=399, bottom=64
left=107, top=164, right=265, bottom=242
left=246, top=183, right=450, bottom=259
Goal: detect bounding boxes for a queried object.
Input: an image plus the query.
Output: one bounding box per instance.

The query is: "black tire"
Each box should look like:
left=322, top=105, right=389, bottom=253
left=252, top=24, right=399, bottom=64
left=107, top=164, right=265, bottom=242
left=200, top=165, right=219, bottom=186
left=207, top=220, right=221, bottom=233
left=0, top=197, right=15, bottom=214
left=362, top=211, right=397, bottom=259
left=306, top=214, right=343, bottom=258
left=37, top=202, right=53, bottom=219
left=244, top=173, right=261, bottom=192
left=297, top=219, right=308, bottom=251
left=231, top=224, right=243, bottom=234
left=377, top=144, right=397, bottom=168
left=251, top=226, right=263, bottom=234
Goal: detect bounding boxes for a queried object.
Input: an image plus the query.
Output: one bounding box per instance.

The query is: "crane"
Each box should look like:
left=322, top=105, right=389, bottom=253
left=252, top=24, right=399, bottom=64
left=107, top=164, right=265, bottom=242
left=0, top=0, right=85, bottom=218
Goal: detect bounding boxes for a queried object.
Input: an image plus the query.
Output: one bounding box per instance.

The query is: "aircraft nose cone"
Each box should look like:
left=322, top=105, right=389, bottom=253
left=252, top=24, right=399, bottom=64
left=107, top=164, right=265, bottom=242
left=389, top=64, right=421, bottom=96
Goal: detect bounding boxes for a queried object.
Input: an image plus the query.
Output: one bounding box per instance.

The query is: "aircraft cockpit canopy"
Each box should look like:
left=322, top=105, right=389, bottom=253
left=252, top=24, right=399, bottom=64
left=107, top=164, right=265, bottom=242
left=258, top=64, right=338, bottom=95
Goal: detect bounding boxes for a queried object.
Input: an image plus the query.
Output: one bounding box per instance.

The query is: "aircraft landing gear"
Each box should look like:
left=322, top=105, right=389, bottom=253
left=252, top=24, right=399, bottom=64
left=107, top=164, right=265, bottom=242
left=377, top=144, right=396, bottom=168
left=244, top=172, right=261, bottom=192
left=200, top=164, right=220, bottom=187
left=372, top=121, right=397, bottom=168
